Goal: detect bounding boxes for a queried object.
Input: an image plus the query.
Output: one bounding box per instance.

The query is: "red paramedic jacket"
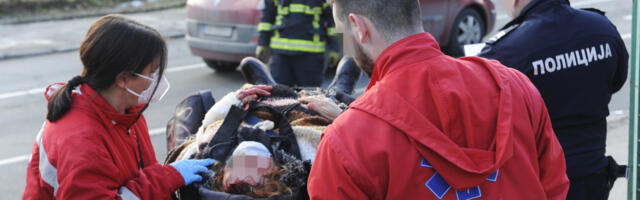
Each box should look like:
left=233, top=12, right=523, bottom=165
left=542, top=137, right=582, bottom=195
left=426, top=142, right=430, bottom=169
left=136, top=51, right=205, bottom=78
left=307, top=33, right=570, bottom=199
left=23, top=83, right=184, bottom=199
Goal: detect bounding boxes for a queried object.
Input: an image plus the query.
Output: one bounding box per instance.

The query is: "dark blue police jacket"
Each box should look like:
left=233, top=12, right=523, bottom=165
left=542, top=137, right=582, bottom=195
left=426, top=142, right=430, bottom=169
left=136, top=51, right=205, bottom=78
left=479, top=0, right=628, bottom=178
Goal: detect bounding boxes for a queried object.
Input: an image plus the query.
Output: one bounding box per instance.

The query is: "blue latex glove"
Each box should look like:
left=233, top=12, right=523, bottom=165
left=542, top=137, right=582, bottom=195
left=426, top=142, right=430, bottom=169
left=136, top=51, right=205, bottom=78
left=170, top=158, right=215, bottom=185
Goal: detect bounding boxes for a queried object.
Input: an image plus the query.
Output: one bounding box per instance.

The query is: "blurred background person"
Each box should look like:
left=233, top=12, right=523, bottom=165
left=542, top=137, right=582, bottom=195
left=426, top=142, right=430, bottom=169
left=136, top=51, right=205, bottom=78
left=255, top=0, right=340, bottom=87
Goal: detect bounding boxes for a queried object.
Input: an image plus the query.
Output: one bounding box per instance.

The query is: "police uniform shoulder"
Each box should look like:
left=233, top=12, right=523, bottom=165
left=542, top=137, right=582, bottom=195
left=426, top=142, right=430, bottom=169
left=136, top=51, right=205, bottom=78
left=486, top=24, right=520, bottom=45
left=581, top=8, right=606, bottom=16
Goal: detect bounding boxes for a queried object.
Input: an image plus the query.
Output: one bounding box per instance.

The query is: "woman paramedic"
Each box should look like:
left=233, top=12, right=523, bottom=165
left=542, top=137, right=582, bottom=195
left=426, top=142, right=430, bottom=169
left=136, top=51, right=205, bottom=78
left=22, top=15, right=213, bottom=199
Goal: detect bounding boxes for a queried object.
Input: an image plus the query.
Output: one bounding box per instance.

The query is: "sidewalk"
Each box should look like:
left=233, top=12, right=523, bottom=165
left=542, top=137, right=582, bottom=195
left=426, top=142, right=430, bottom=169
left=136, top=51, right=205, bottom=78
left=0, top=7, right=186, bottom=60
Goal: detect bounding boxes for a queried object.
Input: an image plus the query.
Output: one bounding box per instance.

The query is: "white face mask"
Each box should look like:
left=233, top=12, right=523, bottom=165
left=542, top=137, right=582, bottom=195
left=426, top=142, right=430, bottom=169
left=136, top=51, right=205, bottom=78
left=126, top=70, right=170, bottom=105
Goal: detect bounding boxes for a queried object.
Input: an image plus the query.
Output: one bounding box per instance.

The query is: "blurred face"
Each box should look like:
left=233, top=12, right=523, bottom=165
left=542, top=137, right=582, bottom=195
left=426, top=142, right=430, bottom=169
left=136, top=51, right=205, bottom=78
left=223, top=155, right=273, bottom=189
left=332, top=3, right=375, bottom=77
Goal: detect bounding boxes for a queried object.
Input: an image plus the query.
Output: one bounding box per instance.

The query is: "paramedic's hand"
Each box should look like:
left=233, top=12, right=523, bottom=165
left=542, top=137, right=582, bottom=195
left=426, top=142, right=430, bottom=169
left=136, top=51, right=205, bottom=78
left=327, top=51, right=340, bottom=68
left=170, top=159, right=215, bottom=185
left=299, top=95, right=342, bottom=120
left=255, top=45, right=270, bottom=63
left=237, top=85, right=272, bottom=104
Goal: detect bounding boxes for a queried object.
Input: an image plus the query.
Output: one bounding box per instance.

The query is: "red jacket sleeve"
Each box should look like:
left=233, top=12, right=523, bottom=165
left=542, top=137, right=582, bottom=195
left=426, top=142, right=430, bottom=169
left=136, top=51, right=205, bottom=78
left=307, top=127, right=371, bottom=200
left=55, top=132, right=184, bottom=200
left=23, top=142, right=54, bottom=200
left=535, top=102, right=570, bottom=199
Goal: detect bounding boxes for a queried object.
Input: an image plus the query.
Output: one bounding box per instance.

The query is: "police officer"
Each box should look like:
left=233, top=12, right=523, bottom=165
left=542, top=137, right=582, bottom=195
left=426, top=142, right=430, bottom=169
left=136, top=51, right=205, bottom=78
left=478, top=0, right=628, bottom=199
left=256, top=0, right=339, bottom=87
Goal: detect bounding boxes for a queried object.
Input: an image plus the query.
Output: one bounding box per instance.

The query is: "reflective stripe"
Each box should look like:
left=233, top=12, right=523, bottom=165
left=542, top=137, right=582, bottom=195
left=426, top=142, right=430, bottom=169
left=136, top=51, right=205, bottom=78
left=312, top=12, right=320, bottom=29
left=118, top=186, right=140, bottom=200
left=37, top=122, right=60, bottom=196
left=313, top=11, right=320, bottom=29
left=281, top=4, right=322, bottom=15
left=327, top=27, right=337, bottom=36
left=278, top=6, right=289, bottom=15
left=275, top=14, right=283, bottom=26
left=270, top=37, right=325, bottom=53
left=323, top=2, right=329, bottom=9
left=258, top=22, right=273, bottom=31
left=289, top=4, right=307, bottom=13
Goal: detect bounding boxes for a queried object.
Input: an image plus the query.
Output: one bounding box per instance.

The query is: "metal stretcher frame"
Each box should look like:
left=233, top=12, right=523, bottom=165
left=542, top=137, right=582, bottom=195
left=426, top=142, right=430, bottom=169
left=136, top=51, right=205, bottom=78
left=629, top=0, right=639, bottom=198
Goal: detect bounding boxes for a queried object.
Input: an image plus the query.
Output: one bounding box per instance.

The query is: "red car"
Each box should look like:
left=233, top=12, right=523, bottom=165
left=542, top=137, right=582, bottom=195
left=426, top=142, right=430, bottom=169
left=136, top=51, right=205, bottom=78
left=186, top=0, right=495, bottom=71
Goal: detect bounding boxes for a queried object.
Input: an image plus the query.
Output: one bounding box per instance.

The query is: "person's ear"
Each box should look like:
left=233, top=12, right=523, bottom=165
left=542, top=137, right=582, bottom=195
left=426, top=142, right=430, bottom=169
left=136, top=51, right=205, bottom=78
left=115, top=72, right=129, bottom=89
left=348, top=14, right=368, bottom=43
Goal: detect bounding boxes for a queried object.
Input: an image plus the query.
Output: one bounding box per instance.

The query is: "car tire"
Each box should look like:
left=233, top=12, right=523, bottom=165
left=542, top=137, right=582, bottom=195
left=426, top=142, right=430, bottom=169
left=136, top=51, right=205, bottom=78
left=446, top=8, right=486, bottom=57
left=203, top=59, right=238, bottom=72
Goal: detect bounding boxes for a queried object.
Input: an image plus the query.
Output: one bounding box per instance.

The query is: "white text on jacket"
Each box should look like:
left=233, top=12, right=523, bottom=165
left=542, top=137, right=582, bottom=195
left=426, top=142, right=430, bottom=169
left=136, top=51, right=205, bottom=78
left=531, top=43, right=613, bottom=76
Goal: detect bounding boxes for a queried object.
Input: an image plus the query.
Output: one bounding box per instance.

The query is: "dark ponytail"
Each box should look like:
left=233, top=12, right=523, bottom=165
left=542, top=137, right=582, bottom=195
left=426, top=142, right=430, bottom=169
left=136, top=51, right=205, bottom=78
left=47, top=76, right=86, bottom=122
left=45, top=14, right=167, bottom=122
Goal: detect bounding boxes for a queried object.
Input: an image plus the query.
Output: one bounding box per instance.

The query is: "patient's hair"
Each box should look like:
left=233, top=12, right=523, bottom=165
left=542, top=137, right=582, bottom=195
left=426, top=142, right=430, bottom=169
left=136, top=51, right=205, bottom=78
left=210, top=161, right=292, bottom=198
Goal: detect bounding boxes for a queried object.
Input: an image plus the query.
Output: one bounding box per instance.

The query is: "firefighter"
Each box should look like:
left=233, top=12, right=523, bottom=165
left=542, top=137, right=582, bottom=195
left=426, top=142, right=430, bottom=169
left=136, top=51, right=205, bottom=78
left=256, top=0, right=340, bottom=87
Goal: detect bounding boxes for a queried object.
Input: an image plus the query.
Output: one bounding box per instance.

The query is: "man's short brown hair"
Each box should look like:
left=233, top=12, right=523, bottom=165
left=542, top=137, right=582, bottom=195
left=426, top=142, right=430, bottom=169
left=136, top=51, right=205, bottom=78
left=331, top=0, right=422, bottom=42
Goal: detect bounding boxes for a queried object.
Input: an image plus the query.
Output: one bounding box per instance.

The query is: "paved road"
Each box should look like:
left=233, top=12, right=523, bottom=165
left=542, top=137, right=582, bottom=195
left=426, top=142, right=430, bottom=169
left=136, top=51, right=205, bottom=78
left=0, top=0, right=632, bottom=198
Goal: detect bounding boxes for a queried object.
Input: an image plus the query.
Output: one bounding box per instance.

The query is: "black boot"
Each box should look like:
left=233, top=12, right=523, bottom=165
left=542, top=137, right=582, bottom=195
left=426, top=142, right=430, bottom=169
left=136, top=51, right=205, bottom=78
left=240, top=57, right=277, bottom=86
left=327, top=57, right=361, bottom=95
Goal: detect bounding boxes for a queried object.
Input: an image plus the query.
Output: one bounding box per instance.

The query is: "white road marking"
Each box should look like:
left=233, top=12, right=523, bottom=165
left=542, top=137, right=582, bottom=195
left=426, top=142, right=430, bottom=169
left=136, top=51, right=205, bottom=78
left=165, top=63, right=206, bottom=73
left=0, top=155, right=29, bottom=166
left=0, top=63, right=206, bottom=101
left=0, top=127, right=166, bottom=167
left=0, top=88, right=45, bottom=100
left=149, top=127, right=166, bottom=136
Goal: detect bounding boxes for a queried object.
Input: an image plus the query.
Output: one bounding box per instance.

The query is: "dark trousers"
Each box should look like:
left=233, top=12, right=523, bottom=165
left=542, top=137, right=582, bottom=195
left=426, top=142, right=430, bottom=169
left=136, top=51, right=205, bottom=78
left=566, top=166, right=610, bottom=200
left=269, top=53, right=325, bottom=87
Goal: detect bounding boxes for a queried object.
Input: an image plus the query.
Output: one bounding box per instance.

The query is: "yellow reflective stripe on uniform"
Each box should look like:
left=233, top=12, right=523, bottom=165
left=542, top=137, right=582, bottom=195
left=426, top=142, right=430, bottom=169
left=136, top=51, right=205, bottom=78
left=323, top=3, right=329, bottom=9
left=258, top=22, right=273, bottom=31
left=313, top=12, right=320, bottom=29
left=327, top=27, right=337, bottom=36
left=306, top=6, right=322, bottom=15
left=278, top=6, right=289, bottom=15
left=270, top=37, right=325, bottom=53
left=286, top=4, right=322, bottom=15
left=290, top=4, right=306, bottom=13
left=313, top=34, right=320, bottom=42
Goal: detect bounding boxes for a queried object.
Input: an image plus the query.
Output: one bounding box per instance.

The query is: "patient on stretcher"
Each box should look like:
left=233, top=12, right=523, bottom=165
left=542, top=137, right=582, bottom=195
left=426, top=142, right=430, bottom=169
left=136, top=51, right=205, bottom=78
left=165, top=57, right=362, bottom=199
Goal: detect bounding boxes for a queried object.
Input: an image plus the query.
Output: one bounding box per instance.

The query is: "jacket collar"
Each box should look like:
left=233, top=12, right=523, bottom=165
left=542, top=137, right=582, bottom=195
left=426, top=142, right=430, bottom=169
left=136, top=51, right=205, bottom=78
left=367, top=32, right=443, bottom=90
left=77, top=84, right=145, bottom=128
left=501, top=0, right=569, bottom=30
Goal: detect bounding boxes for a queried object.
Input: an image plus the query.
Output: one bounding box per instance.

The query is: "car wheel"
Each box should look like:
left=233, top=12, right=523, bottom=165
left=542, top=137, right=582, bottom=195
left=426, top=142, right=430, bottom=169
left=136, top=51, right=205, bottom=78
left=203, top=59, right=238, bottom=72
left=447, top=8, right=486, bottom=57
